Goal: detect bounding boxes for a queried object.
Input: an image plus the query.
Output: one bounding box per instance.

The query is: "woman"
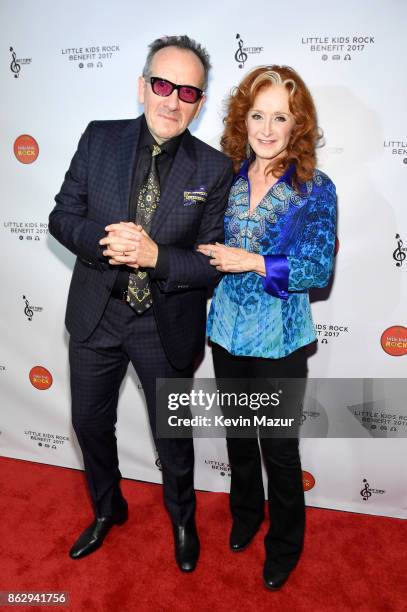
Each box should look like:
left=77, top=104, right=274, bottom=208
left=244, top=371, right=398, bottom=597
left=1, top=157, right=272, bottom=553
left=198, top=65, right=336, bottom=590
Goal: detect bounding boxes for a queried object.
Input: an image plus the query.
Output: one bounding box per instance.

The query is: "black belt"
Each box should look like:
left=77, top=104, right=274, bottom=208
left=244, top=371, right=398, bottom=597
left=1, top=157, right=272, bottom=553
left=110, top=286, right=129, bottom=302
left=111, top=270, right=130, bottom=301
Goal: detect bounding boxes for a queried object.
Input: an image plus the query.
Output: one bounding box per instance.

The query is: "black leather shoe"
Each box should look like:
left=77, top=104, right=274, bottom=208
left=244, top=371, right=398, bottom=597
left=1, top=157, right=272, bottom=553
left=263, top=562, right=291, bottom=591
left=69, top=505, right=128, bottom=560
left=229, top=521, right=262, bottom=552
left=172, top=519, right=200, bottom=572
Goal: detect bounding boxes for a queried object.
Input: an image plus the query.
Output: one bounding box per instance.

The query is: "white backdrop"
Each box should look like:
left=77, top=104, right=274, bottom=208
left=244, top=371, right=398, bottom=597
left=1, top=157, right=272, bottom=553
left=1, top=0, right=406, bottom=519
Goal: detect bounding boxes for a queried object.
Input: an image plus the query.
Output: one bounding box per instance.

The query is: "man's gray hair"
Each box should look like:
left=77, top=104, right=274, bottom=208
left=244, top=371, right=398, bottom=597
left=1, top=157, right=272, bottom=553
left=143, top=35, right=211, bottom=89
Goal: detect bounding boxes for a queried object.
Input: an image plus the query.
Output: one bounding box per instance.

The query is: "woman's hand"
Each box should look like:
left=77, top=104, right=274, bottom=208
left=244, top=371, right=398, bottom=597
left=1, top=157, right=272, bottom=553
left=197, top=242, right=265, bottom=275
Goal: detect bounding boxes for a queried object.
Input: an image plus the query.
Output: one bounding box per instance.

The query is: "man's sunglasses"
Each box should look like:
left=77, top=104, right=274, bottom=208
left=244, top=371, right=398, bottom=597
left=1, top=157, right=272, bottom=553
left=149, top=77, right=204, bottom=104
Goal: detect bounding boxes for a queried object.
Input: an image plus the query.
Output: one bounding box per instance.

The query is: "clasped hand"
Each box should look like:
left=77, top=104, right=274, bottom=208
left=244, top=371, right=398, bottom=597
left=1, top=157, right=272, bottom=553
left=99, top=222, right=158, bottom=269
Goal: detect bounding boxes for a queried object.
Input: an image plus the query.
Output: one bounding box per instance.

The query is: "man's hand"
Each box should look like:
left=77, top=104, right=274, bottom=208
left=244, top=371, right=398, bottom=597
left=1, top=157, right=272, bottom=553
left=197, top=242, right=265, bottom=275
left=99, top=222, right=159, bottom=268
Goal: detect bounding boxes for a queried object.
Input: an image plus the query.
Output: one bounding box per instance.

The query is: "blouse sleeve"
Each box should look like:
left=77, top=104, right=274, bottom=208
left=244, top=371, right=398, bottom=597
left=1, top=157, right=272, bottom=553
left=263, top=176, right=337, bottom=298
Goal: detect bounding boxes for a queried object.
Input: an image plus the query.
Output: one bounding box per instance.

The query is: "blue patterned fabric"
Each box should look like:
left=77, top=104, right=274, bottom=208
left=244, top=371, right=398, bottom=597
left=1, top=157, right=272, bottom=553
left=207, top=160, right=337, bottom=358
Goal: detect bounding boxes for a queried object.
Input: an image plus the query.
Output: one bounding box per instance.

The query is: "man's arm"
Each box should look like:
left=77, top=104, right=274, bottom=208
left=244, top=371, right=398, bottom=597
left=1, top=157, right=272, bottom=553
left=48, top=122, right=107, bottom=269
left=262, top=178, right=337, bottom=299
left=154, top=159, right=233, bottom=291
left=101, top=158, right=233, bottom=291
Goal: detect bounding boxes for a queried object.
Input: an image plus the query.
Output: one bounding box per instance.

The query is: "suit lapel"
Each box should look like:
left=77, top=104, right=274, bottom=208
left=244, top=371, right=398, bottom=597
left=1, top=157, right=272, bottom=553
left=116, top=118, right=142, bottom=219
left=150, top=130, right=196, bottom=239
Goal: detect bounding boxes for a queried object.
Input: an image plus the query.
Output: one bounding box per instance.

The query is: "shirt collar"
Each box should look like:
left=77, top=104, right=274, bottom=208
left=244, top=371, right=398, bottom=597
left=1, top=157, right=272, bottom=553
left=139, top=114, right=183, bottom=158
left=233, top=159, right=296, bottom=188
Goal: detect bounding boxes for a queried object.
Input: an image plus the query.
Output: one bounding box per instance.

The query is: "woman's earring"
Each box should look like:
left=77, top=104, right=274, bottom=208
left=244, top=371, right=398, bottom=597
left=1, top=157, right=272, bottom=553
left=246, top=142, right=252, bottom=158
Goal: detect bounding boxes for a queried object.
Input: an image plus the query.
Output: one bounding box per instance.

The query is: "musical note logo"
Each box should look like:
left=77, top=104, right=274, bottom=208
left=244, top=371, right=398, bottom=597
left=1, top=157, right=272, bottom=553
left=10, top=47, right=21, bottom=78
left=23, top=295, right=34, bottom=321
left=360, top=479, right=372, bottom=501
left=393, top=234, right=406, bottom=267
left=235, top=34, right=248, bottom=69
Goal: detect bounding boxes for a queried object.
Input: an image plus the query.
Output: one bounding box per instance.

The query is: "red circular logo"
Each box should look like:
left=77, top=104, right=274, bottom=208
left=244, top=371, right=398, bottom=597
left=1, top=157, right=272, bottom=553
left=14, top=134, right=39, bottom=164
left=302, top=470, right=315, bottom=491
left=29, top=366, right=53, bottom=390
left=380, top=326, right=407, bottom=357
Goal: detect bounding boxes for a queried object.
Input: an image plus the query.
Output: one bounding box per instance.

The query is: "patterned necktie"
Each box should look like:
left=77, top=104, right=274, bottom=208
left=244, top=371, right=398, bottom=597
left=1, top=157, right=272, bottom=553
left=127, top=144, right=161, bottom=314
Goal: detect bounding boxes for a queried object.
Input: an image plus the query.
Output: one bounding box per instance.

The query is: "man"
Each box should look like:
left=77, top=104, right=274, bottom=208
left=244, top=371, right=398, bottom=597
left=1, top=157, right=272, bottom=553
left=49, top=35, right=232, bottom=572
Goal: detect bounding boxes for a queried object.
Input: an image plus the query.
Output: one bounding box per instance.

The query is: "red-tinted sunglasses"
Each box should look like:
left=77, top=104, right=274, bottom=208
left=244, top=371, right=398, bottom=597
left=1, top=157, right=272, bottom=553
left=149, top=77, right=204, bottom=104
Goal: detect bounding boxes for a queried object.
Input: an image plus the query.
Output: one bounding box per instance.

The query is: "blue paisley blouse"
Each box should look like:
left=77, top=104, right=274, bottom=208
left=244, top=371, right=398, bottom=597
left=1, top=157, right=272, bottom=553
left=207, top=160, right=337, bottom=358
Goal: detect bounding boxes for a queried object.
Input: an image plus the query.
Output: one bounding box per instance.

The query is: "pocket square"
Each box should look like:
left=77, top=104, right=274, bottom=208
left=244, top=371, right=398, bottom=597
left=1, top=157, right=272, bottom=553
left=183, top=187, right=208, bottom=206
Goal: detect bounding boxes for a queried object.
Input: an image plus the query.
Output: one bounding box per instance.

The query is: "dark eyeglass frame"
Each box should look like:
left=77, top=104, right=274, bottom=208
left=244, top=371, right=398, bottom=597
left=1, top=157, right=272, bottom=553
left=149, top=76, right=204, bottom=104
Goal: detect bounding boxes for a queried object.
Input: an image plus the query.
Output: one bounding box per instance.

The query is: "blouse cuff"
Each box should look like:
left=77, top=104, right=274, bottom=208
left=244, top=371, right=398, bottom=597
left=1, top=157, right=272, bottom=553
left=262, top=255, right=289, bottom=300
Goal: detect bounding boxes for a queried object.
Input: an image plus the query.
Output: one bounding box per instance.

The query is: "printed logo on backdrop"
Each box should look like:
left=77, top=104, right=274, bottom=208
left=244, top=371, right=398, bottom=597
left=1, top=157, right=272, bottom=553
left=348, top=396, right=407, bottom=438
left=0, top=365, right=6, bottom=373
left=383, top=140, right=407, bottom=165
left=234, top=34, right=263, bottom=69
left=393, top=234, right=407, bottom=267
left=300, top=405, right=321, bottom=426
left=24, top=430, right=70, bottom=451
left=299, top=392, right=329, bottom=437
left=204, top=459, right=231, bottom=478
left=327, top=147, right=345, bottom=158
left=360, top=478, right=385, bottom=501
left=302, top=471, right=315, bottom=492
left=29, top=366, right=53, bottom=390
left=3, top=221, right=48, bottom=242
left=380, top=326, right=407, bottom=357
left=14, top=135, right=39, bottom=164
left=301, top=35, right=374, bottom=62
left=315, top=322, right=350, bottom=345
left=61, top=45, right=120, bottom=70
left=9, top=46, right=32, bottom=78
left=154, top=450, right=162, bottom=471
left=23, top=295, right=43, bottom=321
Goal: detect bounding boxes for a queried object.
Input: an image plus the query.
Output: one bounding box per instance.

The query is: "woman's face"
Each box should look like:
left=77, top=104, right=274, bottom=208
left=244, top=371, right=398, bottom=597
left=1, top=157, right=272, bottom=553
left=245, top=84, right=295, bottom=164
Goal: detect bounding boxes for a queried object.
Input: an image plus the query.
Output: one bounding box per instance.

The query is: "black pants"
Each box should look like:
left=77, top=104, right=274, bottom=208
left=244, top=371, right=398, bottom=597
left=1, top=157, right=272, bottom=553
left=70, top=297, right=195, bottom=526
left=212, top=342, right=307, bottom=572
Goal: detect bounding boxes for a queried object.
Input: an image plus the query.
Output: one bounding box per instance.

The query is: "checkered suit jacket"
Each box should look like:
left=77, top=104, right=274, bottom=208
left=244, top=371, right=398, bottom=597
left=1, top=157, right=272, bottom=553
left=49, top=116, right=233, bottom=369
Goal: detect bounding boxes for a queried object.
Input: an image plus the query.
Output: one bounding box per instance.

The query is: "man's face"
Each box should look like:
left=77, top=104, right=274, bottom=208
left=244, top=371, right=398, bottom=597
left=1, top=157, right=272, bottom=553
left=138, top=47, right=206, bottom=144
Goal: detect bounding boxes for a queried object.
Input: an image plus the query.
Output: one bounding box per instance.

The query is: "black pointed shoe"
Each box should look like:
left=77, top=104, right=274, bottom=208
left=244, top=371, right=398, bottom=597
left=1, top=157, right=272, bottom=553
left=229, top=521, right=262, bottom=552
left=69, top=505, right=128, bottom=560
left=263, top=561, right=291, bottom=591
left=172, top=519, right=200, bottom=572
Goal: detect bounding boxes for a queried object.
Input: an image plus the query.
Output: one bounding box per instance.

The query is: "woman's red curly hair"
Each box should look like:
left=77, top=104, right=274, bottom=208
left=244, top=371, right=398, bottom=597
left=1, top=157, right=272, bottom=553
left=220, top=65, right=321, bottom=188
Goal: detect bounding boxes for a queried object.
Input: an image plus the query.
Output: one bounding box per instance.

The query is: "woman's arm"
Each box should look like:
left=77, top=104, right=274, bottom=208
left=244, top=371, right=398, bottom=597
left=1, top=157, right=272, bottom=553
left=196, top=242, right=265, bottom=274
left=197, top=175, right=337, bottom=296
left=263, top=177, right=337, bottom=299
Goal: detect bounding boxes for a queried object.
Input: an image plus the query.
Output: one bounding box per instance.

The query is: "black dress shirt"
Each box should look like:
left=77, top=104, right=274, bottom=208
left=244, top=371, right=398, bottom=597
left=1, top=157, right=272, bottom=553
left=113, top=116, right=183, bottom=291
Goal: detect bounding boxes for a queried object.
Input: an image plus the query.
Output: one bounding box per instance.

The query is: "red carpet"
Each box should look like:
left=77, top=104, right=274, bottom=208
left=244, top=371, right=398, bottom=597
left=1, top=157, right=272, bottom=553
left=1, top=456, right=406, bottom=612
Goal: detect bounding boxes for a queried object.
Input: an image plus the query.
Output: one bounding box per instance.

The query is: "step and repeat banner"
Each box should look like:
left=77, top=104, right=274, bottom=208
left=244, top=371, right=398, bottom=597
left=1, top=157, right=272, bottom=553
left=1, top=0, right=406, bottom=518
